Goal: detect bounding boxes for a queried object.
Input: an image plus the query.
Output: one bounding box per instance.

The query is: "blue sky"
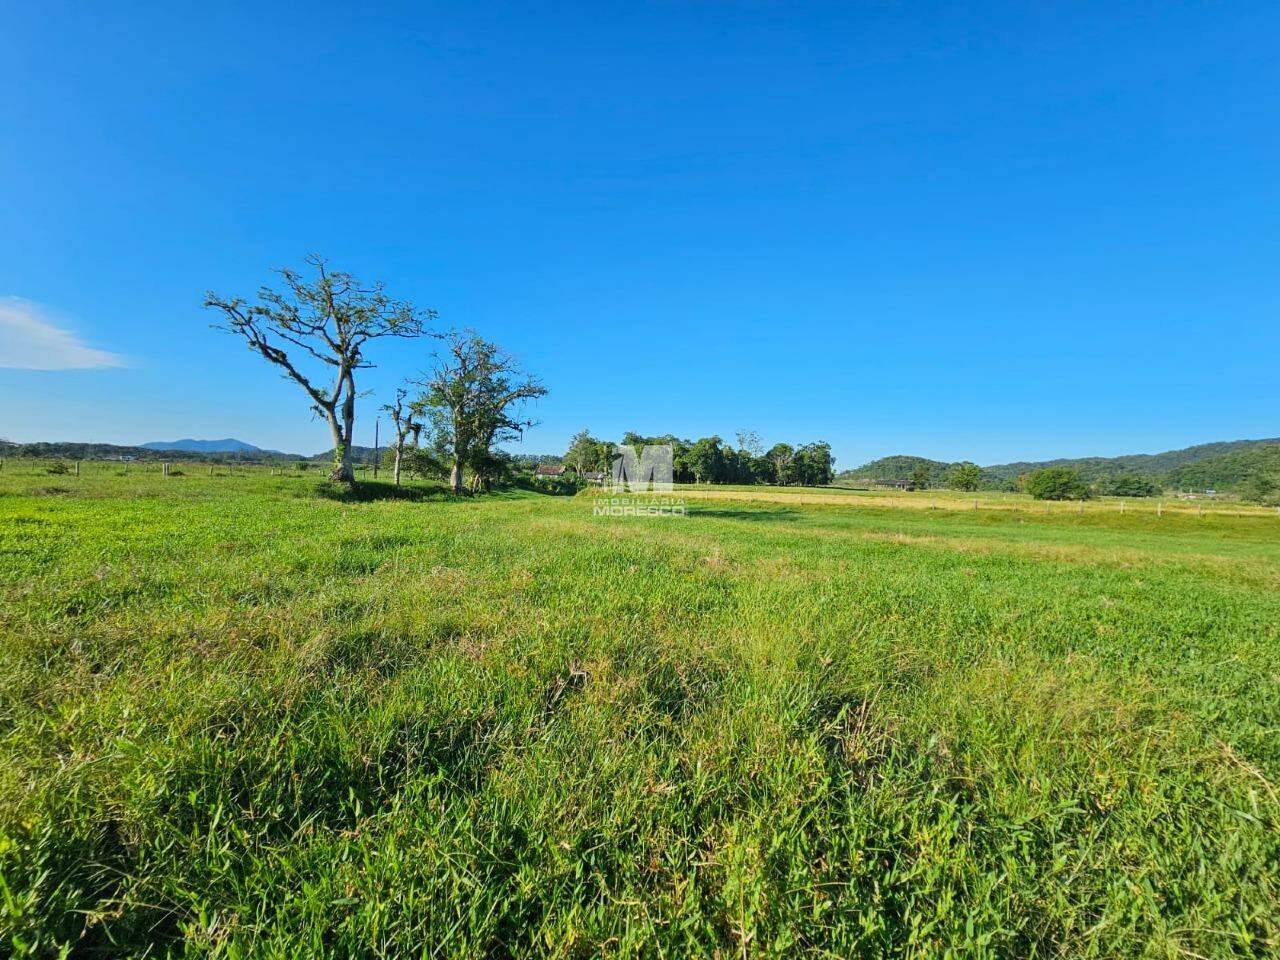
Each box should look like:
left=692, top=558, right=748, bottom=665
left=2, top=1, right=1276, bottom=467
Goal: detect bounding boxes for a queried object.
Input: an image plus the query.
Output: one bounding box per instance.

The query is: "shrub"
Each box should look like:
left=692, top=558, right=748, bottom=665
left=46, top=461, right=71, bottom=476
left=1024, top=467, right=1091, bottom=501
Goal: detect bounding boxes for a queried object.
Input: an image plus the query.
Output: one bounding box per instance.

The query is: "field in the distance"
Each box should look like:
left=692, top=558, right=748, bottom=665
left=2, top=467, right=1278, bottom=957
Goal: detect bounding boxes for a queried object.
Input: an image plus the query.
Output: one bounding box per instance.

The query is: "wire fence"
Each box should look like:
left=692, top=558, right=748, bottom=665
left=3, top=459, right=1277, bottom=520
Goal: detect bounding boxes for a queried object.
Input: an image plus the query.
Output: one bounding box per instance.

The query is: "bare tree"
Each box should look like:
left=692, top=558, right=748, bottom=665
left=205, top=255, right=433, bottom=484
left=382, top=388, right=422, bottom=487
left=415, top=331, right=547, bottom=494
left=735, top=429, right=764, bottom=458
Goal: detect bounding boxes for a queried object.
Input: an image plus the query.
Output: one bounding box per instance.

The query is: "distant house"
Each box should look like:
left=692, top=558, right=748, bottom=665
left=872, top=478, right=910, bottom=489
left=580, top=471, right=606, bottom=484
left=534, top=464, right=568, bottom=477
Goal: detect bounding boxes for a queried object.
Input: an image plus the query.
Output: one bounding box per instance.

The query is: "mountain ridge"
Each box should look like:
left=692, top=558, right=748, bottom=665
left=141, top=438, right=264, bottom=453
left=841, top=438, right=1280, bottom=490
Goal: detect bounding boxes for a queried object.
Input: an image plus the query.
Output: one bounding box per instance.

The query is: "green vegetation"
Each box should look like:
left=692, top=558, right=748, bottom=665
left=946, top=461, right=983, bottom=491
left=1095, top=475, right=1160, bottom=498
left=205, top=256, right=434, bottom=484
left=1024, top=467, right=1092, bottom=501
left=1240, top=474, right=1280, bottom=506
left=2, top=468, right=1278, bottom=957
left=837, top=454, right=954, bottom=486
left=560, top=432, right=836, bottom=486
left=984, top=436, right=1280, bottom=483
left=836, top=439, right=1280, bottom=496
left=1165, top=443, right=1280, bottom=494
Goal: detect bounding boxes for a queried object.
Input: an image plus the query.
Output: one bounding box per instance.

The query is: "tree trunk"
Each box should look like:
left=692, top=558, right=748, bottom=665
left=394, top=446, right=402, bottom=487
left=450, top=459, right=464, bottom=494
left=330, top=371, right=357, bottom=484
left=324, top=411, right=353, bottom=485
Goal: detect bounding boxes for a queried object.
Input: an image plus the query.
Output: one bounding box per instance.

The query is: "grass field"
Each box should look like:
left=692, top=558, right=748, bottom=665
left=2, top=465, right=1278, bottom=957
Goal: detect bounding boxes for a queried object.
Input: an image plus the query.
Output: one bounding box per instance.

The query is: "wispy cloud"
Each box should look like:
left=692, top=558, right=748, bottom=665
left=0, top=298, right=129, bottom=370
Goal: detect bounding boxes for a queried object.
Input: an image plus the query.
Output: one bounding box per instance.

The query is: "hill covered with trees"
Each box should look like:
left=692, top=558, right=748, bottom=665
left=983, top=437, right=1280, bottom=483
left=1163, top=443, right=1280, bottom=491
left=839, top=438, right=1280, bottom=493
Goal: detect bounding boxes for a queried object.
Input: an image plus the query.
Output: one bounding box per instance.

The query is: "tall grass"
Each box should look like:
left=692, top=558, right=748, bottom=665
left=1, top=468, right=1277, bottom=956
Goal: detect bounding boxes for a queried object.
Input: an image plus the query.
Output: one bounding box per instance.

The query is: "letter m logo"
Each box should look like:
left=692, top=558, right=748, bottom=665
left=611, top=445, right=673, bottom=493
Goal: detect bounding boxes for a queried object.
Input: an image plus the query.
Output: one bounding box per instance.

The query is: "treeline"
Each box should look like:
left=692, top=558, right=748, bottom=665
left=562, top=430, right=836, bottom=486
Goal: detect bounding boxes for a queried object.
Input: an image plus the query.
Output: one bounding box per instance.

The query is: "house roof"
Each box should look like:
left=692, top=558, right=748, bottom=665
left=534, top=464, right=567, bottom=476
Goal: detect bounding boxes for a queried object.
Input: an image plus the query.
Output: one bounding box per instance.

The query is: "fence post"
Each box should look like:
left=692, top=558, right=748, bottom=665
left=1157, top=501, right=1163, bottom=518
left=75, top=461, right=81, bottom=477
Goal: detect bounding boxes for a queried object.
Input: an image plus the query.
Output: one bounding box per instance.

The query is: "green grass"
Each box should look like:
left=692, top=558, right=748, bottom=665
left=1, top=466, right=1278, bottom=957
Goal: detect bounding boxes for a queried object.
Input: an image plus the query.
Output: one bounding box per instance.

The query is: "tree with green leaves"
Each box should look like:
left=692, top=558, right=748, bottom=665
left=565, top=429, right=606, bottom=474
left=1103, top=475, right=1160, bottom=498
left=907, top=464, right=931, bottom=491
left=792, top=442, right=836, bottom=486
left=414, top=331, right=547, bottom=494
left=766, top=443, right=795, bottom=486
left=206, top=255, right=433, bottom=484
left=1024, top=467, right=1092, bottom=501
left=687, top=436, right=725, bottom=484
left=947, top=462, right=983, bottom=491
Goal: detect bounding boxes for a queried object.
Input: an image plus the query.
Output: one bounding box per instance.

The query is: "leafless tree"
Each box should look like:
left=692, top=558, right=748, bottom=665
left=382, top=387, right=422, bottom=487
left=205, top=255, right=433, bottom=484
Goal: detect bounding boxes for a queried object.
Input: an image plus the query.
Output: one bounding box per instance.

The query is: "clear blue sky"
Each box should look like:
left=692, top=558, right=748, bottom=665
left=2, top=1, right=1276, bottom=467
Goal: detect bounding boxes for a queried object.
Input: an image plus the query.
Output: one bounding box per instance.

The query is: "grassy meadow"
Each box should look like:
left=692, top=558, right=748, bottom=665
left=2, top=463, right=1278, bottom=957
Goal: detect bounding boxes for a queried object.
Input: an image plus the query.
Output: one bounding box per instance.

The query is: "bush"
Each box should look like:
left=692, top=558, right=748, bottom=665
left=522, top=473, right=586, bottom=496
left=46, top=461, right=71, bottom=476
left=1024, top=467, right=1091, bottom=501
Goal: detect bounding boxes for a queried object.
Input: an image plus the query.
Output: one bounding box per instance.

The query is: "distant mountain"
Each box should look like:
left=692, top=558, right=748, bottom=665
left=982, top=437, right=1280, bottom=483
left=840, top=437, right=1280, bottom=492
left=1164, top=443, right=1280, bottom=491
left=141, top=438, right=263, bottom=453
left=2, top=441, right=305, bottom=462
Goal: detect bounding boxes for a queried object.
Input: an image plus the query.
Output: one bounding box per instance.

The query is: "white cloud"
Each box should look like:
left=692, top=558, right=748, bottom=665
left=0, top=298, right=129, bottom=370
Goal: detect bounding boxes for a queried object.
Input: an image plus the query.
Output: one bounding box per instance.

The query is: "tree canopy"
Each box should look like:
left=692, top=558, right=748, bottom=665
left=1024, top=467, right=1092, bottom=501
left=205, top=256, right=433, bottom=483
